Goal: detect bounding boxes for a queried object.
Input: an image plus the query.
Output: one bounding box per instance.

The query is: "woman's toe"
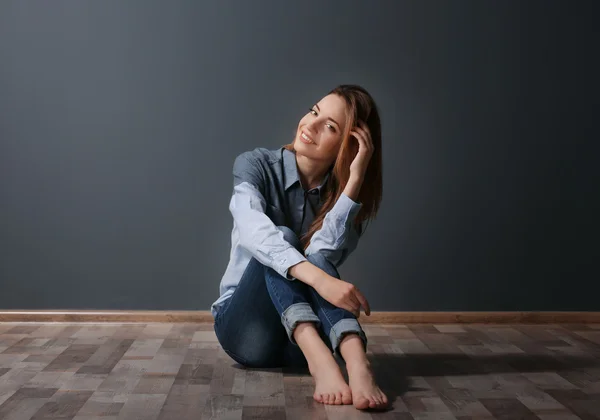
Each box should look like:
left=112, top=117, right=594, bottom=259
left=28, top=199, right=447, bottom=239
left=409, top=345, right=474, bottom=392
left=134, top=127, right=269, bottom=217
left=354, top=396, right=369, bottom=410
left=342, top=390, right=352, bottom=405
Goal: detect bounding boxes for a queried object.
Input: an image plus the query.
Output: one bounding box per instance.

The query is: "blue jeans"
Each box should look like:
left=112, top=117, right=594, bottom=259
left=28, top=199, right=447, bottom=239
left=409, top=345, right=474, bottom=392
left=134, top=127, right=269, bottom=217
left=213, top=226, right=368, bottom=368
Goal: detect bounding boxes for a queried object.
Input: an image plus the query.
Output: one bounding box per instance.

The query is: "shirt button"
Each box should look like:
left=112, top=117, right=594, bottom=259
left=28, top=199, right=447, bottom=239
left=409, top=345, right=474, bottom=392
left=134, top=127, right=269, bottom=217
left=280, top=258, right=287, bottom=264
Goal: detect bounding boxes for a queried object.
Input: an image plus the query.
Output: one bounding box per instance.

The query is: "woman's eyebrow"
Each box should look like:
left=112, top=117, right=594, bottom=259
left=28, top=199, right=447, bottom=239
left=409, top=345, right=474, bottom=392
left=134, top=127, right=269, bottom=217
left=314, top=104, right=340, bottom=127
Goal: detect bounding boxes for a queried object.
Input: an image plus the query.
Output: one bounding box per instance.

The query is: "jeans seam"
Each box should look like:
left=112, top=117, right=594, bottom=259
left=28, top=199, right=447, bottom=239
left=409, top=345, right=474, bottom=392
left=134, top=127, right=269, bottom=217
left=265, top=269, right=285, bottom=314
left=308, top=286, right=337, bottom=330
left=306, top=253, right=339, bottom=330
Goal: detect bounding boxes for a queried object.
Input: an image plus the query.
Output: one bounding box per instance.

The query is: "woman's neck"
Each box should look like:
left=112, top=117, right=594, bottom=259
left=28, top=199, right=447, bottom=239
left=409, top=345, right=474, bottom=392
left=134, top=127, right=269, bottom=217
left=295, top=153, right=331, bottom=190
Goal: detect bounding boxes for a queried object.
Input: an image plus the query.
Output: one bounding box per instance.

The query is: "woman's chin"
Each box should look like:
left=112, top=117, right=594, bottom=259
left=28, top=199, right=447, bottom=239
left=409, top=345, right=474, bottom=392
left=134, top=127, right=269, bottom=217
left=293, top=141, right=311, bottom=156
left=293, top=138, right=304, bottom=150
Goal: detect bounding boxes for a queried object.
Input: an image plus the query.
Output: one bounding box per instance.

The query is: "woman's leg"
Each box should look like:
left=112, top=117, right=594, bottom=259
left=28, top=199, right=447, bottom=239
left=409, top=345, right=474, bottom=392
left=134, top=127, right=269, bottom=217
left=213, top=225, right=339, bottom=371
left=263, top=226, right=352, bottom=405
left=340, top=334, right=389, bottom=410
left=304, top=252, right=368, bottom=357
left=305, top=251, right=388, bottom=410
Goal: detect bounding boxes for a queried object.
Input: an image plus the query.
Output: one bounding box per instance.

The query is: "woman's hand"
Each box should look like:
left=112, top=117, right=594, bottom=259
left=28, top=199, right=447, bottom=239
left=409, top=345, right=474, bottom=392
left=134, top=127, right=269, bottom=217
left=348, top=121, right=374, bottom=182
left=315, top=275, right=371, bottom=318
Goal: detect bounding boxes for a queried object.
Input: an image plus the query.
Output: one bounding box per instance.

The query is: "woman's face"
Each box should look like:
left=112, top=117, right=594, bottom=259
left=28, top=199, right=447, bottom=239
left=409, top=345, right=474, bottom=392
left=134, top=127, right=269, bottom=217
left=294, top=94, right=348, bottom=163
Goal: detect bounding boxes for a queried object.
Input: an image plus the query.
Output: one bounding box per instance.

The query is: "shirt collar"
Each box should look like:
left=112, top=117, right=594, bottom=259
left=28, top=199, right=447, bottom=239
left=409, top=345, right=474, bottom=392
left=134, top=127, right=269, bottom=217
left=283, top=147, right=330, bottom=192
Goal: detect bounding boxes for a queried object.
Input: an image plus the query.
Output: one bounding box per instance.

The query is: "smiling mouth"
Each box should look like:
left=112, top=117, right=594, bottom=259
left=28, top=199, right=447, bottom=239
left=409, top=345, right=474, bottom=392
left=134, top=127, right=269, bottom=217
left=300, top=131, right=315, bottom=144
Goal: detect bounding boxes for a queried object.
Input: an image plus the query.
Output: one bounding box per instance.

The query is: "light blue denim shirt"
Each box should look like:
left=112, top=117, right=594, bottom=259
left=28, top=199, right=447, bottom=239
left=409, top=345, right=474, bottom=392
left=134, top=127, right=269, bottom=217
left=211, top=146, right=364, bottom=317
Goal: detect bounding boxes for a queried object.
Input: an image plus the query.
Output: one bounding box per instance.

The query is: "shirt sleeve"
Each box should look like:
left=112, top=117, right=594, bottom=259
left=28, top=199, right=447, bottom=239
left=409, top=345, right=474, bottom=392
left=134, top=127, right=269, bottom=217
left=229, top=152, right=307, bottom=279
left=304, top=192, right=364, bottom=267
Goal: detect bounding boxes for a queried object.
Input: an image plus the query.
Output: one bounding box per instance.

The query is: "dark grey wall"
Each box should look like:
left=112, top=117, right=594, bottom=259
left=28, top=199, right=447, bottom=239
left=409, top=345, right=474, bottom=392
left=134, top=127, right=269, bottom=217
left=1, top=1, right=598, bottom=311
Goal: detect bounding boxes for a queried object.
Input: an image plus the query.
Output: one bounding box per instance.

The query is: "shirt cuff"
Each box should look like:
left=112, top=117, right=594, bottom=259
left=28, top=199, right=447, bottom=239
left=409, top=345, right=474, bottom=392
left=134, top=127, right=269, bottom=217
left=332, top=192, right=363, bottom=221
left=272, top=247, right=307, bottom=280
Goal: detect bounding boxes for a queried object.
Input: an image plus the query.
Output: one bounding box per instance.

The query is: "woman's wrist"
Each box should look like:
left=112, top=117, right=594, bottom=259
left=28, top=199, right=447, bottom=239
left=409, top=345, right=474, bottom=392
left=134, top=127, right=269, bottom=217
left=344, top=174, right=364, bottom=201
left=288, top=261, right=328, bottom=288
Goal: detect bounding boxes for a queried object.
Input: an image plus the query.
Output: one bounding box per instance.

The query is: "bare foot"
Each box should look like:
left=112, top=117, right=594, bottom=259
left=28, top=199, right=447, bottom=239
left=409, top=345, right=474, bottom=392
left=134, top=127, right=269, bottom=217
left=347, top=360, right=389, bottom=410
left=309, top=355, right=352, bottom=405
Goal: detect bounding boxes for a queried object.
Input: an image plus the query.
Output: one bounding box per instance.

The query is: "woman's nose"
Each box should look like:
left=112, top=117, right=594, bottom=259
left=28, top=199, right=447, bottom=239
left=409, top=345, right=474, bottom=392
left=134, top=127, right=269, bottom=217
left=306, top=120, right=319, bottom=133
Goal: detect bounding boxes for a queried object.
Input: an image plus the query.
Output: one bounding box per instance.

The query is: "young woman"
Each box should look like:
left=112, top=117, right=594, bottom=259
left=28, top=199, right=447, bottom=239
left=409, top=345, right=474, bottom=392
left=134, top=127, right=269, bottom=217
left=211, top=84, right=387, bottom=410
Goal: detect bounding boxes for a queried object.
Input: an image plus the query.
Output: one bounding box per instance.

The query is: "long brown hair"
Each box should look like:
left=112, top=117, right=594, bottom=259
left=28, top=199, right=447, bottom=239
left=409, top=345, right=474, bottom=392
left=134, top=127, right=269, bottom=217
left=283, top=84, right=383, bottom=251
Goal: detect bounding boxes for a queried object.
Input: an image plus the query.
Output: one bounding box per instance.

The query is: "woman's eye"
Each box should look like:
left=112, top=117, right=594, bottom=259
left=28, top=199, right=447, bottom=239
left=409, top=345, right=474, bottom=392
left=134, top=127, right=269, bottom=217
left=308, top=108, right=334, bottom=131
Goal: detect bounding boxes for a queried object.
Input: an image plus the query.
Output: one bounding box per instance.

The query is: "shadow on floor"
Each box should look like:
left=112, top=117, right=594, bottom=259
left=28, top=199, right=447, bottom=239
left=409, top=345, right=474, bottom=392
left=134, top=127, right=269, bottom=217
left=368, top=352, right=600, bottom=404
left=233, top=352, right=599, bottom=409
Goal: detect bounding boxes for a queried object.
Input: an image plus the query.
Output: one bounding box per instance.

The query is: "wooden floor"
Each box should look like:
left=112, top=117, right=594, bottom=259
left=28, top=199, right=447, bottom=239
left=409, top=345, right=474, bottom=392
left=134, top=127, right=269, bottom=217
left=1, top=322, right=599, bottom=419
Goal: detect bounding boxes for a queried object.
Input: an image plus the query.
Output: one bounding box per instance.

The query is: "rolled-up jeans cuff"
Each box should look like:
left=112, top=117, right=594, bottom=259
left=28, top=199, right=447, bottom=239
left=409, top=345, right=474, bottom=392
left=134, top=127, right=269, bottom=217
left=329, top=318, right=368, bottom=357
left=281, top=303, right=321, bottom=345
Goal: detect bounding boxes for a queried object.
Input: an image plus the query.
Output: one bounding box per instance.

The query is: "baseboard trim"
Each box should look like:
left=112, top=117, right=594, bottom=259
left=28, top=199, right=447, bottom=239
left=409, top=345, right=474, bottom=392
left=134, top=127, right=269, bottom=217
left=1, top=310, right=599, bottom=324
